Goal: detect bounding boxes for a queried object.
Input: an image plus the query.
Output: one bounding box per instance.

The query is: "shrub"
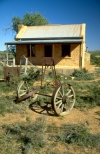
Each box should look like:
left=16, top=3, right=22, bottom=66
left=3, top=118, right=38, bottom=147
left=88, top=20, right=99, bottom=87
left=90, top=50, right=100, bottom=66
left=72, top=68, right=94, bottom=80
left=55, top=124, right=100, bottom=147
left=2, top=117, right=47, bottom=154
left=23, top=67, right=40, bottom=83
left=89, top=83, right=100, bottom=106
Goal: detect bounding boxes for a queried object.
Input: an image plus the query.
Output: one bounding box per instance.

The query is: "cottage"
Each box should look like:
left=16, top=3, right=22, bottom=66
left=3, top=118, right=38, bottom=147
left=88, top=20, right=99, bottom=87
left=5, top=24, right=90, bottom=70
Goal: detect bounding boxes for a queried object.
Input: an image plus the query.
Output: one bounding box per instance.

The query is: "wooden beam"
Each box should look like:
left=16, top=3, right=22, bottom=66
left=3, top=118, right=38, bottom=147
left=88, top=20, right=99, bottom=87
left=6, top=44, right=8, bottom=65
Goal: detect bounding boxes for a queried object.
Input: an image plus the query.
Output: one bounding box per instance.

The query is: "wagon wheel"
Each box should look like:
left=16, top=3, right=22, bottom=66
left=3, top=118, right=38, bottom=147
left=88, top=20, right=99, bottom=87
left=17, top=81, right=38, bottom=101
left=51, top=83, right=75, bottom=116
left=17, top=81, right=28, bottom=98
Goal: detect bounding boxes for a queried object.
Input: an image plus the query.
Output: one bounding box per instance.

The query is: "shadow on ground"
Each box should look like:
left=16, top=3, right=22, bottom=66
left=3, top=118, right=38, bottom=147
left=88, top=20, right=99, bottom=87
left=29, top=101, right=56, bottom=116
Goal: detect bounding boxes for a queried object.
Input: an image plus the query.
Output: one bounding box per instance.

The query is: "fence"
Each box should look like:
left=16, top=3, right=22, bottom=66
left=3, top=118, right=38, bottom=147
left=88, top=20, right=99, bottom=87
left=0, top=52, right=15, bottom=66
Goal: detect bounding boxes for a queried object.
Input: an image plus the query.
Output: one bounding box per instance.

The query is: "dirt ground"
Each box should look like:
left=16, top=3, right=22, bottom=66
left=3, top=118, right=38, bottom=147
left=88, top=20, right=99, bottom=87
left=0, top=104, right=100, bottom=154
left=0, top=105, right=100, bottom=134
left=0, top=66, right=100, bottom=153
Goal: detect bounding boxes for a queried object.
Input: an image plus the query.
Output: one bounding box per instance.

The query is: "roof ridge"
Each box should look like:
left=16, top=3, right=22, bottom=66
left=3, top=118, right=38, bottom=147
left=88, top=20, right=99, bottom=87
left=27, top=24, right=81, bottom=27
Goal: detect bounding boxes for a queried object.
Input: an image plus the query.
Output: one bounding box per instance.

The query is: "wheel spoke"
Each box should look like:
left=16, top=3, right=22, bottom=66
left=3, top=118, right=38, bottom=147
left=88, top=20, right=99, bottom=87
left=57, top=102, right=62, bottom=109
left=58, top=90, right=63, bottom=97
left=19, top=92, right=27, bottom=97
left=68, top=94, right=73, bottom=98
left=61, top=104, right=64, bottom=112
left=23, top=85, right=27, bottom=89
left=66, top=89, right=71, bottom=96
left=70, top=99, right=75, bottom=103
left=19, top=90, right=27, bottom=92
left=55, top=100, right=62, bottom=105
left=56, top=96, right=62, bottom=100
left=64, top=103, right=67, bottom=109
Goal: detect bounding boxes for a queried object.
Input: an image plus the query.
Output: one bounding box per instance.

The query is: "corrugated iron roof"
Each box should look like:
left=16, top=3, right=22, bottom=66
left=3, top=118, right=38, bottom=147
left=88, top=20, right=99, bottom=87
left=16, top=24, right=81, bottom=39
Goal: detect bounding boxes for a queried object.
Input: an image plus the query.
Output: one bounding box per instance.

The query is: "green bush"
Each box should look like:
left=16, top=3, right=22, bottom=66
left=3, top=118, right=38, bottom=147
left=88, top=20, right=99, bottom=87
left=90, top=50, right=100, bottom=66
left=2, top=117, right=47, bottom=154
left=1, top=122, right=100, bottom=154
left=23, top=67, right=40, bottom=83
left=72, top=68, right=94, bottom=80
left=56, top=124, right=100, bottom=147
left=89, top=83, right=100, bottom=106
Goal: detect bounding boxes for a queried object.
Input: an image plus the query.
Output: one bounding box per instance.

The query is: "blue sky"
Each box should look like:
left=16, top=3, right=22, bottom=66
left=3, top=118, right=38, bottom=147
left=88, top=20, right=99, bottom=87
left=0, top=0, right=100, bottom=51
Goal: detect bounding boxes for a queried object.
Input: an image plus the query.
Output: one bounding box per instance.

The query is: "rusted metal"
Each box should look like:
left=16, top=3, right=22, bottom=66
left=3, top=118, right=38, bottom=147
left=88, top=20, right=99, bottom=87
left=41, top=57, right=58, bottom=87
left=36, top=92, right=52, bottom=98
left=3, top=66, right=20, bottom=81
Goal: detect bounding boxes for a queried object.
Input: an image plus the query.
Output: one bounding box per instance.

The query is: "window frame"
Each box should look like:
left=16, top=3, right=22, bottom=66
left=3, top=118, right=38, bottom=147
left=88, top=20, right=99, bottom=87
left=61, top=44, right=71, bottom=57
left=44, top=45, right=52, bottom=57
left=27, top=44, right=36, bottom=57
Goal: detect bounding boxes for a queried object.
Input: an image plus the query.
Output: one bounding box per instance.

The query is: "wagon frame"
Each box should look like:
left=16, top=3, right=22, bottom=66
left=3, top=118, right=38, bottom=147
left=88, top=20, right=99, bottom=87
left=15, top=57, right=76, bottom=116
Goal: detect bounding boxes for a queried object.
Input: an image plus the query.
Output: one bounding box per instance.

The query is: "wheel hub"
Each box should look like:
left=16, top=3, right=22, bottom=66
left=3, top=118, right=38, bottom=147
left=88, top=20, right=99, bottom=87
left=62, top=95, right=68, bottom=104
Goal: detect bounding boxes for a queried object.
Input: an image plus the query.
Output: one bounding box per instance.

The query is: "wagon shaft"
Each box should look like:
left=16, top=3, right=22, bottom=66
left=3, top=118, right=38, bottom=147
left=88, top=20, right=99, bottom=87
left=15, top=89, right=38, bottom=103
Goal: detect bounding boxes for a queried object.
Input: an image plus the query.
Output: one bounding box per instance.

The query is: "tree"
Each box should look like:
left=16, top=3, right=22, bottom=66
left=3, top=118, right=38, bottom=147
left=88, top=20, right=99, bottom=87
left=8, top=45, right=16, bottom=57
left=5, top=12, right=49, bottom=33
left=4, top=12, right=49, bottom=57
left=22, top=12, right=49, bottom=27
left=12, top=17, right=21, bottom=33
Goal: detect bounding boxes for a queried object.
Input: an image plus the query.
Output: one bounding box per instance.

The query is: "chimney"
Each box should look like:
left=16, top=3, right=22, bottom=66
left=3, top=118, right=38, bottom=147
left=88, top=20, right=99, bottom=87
left=18, top=24, right=24, bottom=32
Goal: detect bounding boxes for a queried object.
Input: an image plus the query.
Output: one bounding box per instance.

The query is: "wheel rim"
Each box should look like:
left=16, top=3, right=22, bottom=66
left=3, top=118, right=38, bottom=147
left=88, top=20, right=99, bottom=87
left=17, top=81, right=28, bottom=98
left=51, top=83, right=75, bottom=116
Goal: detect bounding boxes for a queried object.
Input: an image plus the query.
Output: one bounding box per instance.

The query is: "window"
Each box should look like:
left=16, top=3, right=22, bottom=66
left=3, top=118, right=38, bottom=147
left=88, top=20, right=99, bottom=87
left=27, top=45, right=35, bottom=57
left=44, top=45, right=52, bottom=57
left=62, top=44, right=71, bottom=57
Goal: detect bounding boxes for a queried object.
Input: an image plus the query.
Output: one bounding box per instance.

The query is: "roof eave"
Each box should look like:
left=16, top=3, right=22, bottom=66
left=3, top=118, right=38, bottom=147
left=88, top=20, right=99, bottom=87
left=15, top=36, right=83, bottom=41
left=5, top=38, right=83, bottom=45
